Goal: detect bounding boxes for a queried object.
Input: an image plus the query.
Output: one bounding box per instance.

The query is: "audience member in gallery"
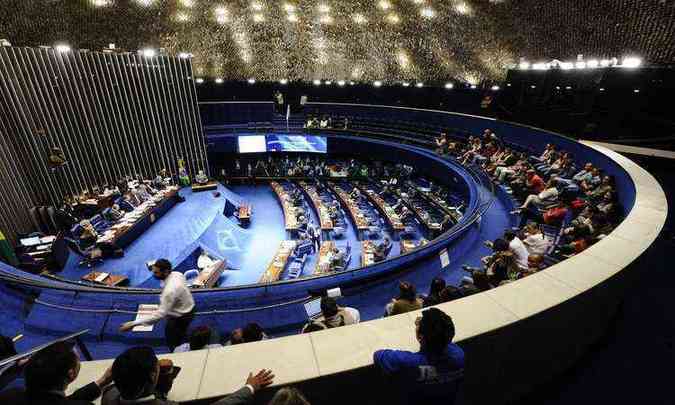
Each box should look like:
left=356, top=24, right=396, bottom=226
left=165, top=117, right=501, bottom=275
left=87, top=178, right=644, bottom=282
left=520, top=223, right=552, bottom=256
left=267, top=387, right=311, bottom=405
left=503, top=230, right=530, bottom=270
left=101, top=346, right=273, bottom=405
left=0, top=341, right=113, bottom=405
left=386, top=281, right=423, bottom=316
left=374, top=308, right=464, bottom=405
left=422, top=277, right=446, bottom=308
left=226, top=323, right=268, bottom=346
left=173, top=326, right=222, bottom=353
left=301, top=296, right=360, bottom=332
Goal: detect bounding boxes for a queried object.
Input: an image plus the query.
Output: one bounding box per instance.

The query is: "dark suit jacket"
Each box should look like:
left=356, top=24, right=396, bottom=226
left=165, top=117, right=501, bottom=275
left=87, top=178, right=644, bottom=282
left=101, top=385, right=253, bottom=405
left=0, top=381, right=101, bottom=405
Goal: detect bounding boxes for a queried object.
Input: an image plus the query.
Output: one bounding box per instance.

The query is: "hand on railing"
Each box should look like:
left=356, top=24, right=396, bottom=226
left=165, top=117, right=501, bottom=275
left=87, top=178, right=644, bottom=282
left=246, top=369, right=275, bottom=392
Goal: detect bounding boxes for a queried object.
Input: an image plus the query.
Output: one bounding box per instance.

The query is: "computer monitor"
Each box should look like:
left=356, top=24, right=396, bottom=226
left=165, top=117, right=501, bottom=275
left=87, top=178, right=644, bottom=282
left=304, top=297, right=323, bottom=319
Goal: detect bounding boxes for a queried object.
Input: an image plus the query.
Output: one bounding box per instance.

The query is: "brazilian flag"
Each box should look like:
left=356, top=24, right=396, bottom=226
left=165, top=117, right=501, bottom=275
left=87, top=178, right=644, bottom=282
left=0, top=231, right=19, bottom=266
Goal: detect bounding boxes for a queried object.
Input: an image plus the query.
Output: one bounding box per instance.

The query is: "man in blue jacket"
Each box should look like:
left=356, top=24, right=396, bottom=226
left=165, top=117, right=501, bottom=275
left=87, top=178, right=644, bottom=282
left=373, top=307, right=465, bottom=405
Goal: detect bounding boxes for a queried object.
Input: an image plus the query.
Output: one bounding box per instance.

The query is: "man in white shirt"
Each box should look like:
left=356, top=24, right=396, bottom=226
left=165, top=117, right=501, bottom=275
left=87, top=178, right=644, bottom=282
left=503, top=230, right=529, bottom=270
left=119, top=259, right=196, bottom=352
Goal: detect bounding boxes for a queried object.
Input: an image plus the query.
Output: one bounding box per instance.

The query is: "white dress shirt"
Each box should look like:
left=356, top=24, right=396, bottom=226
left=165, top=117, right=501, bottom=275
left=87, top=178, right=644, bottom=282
left=509, top=237, right=530, bottom=270
left=130, top=272, right=195, bottom=326
left=523, top=233, right=552, bottom=256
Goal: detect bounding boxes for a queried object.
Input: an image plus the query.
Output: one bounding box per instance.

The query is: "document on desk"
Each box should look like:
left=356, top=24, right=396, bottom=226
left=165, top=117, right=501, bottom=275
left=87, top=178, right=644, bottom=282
left=132, top=304, right=159, bottom=332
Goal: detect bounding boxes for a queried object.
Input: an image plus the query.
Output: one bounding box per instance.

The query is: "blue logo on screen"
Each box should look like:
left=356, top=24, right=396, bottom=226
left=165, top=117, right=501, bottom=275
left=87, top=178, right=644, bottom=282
left=266, top=134, right=327, bottom=153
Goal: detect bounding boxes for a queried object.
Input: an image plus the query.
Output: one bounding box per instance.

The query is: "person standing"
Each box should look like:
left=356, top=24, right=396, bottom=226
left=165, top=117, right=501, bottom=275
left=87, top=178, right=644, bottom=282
left=307, top=223, right=320, bottom=253
left=119, top=259, right=195, bottom=352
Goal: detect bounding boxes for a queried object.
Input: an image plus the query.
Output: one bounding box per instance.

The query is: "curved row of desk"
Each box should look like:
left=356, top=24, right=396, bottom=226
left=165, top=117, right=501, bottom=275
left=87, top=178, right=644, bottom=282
left=61, top=105, right=667, bottom=405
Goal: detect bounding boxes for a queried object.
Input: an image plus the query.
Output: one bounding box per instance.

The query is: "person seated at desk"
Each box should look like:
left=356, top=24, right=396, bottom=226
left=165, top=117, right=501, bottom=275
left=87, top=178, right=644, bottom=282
left=328, top=202, right=340, bottom=220
left=103, top=204, right=124, bottom=222
left=195, top=170, right=209, bottom=185
left=349, top=187, right=361, bottom=201
left=121, top=191, right=140, bottom=210
left=330, top=247, right=345, bottom=271
left=297, top=215, right=309, bottom=230
left=178, top=166, right=190, bottom=186
left=400, top=206, right=414, bottom=223
left=152, top=169, right=169, bottom=190
left=374, top=237, right=392, bottom=262
left=173, top=325, right=222, bottom=353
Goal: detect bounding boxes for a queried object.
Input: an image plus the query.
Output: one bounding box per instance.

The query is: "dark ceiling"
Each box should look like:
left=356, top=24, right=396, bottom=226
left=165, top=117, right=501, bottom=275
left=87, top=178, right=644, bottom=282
left=1, top=0, right=673, bottom=82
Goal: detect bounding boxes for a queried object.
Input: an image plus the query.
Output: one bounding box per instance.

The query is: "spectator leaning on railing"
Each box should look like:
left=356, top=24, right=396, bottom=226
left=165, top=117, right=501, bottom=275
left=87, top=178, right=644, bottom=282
left=374, top=308, right=464, bottom=405
left=102, top=346, right=273, bottom=405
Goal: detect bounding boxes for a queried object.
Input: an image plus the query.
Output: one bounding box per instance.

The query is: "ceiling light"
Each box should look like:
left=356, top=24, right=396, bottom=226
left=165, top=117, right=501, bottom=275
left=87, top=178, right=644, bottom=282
left=279, top=79, right=288, bottom=85
left=444, top=83, right=454, bottom=89
left=215, top=78, right=224, bottom=84
left=179, top=0, right=194, bottom=7
left=455, top=3, right=470, bottom=14
left=196, top=78, right=204, bottom=84
left=373, top=80, right=383, bottom=87
left=600, top=59, right=610, bottom=67
left=90, top=0, right=112, bottom=6
left=54, top=44, right=71, bottom=53
left=175, top=12, right=190, bottom=22
left=251, top=1, right=263, bottom=11
left=287, top=14, right=298, bottom=22
left=379, top=0, right=391, bottom=10
left=386, top=14, right=400, bottom=24
left=353, top=13, right=367, bottom=24
left=402, top=82, right=410, bottom=87
left=565, top=86, right=572, bottom=90
left=319, top=15, right=333, bottom=24
left=530, top=85, right=536, bottom=89
left=587, top=59, right=599, bottom=68
left=491, top=85, right=500, bottom=91
left=178, top=52, right=192, bottom=59
left=313, top=79, right=321, bottom=86
left=575, top=61, right=586, bottom=69
left=318, top=4, right=331, bottom=13
left=284, top=3, right=296, bottom=12
left=560, top=62, right=574, bottom=70
left=337, top=80, right=345, bottom=86
left=415, top=82, right=424, bottom=88
left=247, top=78, right=256, bottom=84
left=252, top=14, right=265, bottom=23
left=134, top=0, right=156, bottom=6
left=599, top=87, right=605, bottom=92
left=325, top=80, right=332, bottom=85
left=622, top=57, right=642, bottom=68
left=519, top=62, right=530, bottom=70
left=633, top=89, right=640, bottom=93
left=349, top=81, right=355, bottom=85
left=532, top=63, right=548, bottom=70
left=140, top=48, right=155, bottom=58
left=420, top=8, right=435, bottom=18
left=470, top=85, right=476, bottom=89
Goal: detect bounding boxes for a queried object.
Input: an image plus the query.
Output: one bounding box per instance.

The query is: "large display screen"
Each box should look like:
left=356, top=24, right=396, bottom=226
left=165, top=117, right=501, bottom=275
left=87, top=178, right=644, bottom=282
left=237, top=135, right=267, bottom=153
left=266, top=135, right=327, bottom=153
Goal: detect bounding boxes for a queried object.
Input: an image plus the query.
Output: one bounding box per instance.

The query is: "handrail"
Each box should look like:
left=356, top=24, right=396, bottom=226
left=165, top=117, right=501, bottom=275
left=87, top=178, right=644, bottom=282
left=0, top=329, right=91, bottom=368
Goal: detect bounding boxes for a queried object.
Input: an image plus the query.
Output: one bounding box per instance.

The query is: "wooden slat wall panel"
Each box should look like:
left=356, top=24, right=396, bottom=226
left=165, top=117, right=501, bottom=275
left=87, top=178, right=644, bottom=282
left=0, top=46, right=208, bottom=242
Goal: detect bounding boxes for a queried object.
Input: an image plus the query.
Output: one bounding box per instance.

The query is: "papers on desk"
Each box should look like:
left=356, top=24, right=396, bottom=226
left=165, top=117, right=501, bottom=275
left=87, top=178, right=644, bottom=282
left=94, top=272, right=110, bottom=283
left=40, top=235, right=57, bottom=244
left=132, top=304, right=159, bottom=332
left=19, top=236, right=41, bottom=247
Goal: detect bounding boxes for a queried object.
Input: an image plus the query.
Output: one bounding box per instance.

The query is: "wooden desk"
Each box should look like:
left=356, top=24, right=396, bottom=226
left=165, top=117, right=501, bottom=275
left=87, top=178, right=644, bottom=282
left=355, top=182, right=405, bottom=232
left=297, top=181, right=333, bottom=232
left=270, top=181, right=299, bottom=232
left=97, top=186, right=179, bottom=248
left=326, top=182, right=370, bottom=240
left=314, top=241, right=336, bottom=275
left=259, top=240, right=297, bottom=283
left=400, top=238, right=428, bottom=254
left=391, top=188, right=441, bottom=234
left=361, top=240, right=376, bottom=267
left=410, top=181, right=462, bottom=222
left=192, top=181, right=218, bottom=192
left=81, top=271, right=129, bottom=287
left=238, top=203, right=252, bottom=226
left=192, top=260, right=226, bottom=288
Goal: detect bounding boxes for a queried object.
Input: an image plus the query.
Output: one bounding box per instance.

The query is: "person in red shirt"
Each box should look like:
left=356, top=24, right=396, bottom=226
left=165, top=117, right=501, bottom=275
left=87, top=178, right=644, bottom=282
left=518, top=200, right=569, bottom=228
left=526, top=170, right=545, bottom=194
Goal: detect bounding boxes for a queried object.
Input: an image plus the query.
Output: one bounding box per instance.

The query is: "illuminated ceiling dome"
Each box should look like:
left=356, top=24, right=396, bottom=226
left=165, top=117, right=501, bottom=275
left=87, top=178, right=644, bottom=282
left=1, top=0, right=673, bottom=82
